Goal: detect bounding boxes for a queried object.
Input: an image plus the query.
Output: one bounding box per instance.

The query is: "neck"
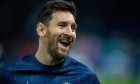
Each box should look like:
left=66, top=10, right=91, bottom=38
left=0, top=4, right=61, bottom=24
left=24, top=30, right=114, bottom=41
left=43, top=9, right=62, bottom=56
left=35, top=51, right=64, bottom=65
left=35, top=41, right=64, bottom=65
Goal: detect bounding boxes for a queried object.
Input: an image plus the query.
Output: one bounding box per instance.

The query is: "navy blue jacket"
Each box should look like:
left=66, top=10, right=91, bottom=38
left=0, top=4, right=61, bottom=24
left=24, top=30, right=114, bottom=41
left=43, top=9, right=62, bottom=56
left=0, top=52, right=100, bottom=84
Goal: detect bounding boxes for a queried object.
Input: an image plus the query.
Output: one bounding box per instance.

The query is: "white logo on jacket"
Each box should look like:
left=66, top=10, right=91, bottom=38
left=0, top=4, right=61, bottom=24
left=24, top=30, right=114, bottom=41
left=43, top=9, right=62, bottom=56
left=26, top=81, right=28, bottom=84
left=63, top=82, right=71, bottom=84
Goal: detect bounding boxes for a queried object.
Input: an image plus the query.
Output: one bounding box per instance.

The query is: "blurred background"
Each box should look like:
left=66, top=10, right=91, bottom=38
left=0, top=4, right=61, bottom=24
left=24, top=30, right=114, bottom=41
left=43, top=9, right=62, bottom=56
left=0, top=0, right=140, bottom=84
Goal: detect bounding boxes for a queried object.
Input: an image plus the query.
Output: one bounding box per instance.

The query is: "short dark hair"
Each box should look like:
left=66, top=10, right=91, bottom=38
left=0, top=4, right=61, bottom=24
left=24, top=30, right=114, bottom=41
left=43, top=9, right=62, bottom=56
left=36, top=0, right=77, bottom=26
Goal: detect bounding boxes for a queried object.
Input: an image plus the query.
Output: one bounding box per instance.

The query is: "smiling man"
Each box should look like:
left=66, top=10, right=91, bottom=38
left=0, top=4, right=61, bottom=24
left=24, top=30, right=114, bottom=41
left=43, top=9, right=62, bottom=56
left=35, top=11, right=77, bottom=65
left=0, top=0, right=100, bottom=84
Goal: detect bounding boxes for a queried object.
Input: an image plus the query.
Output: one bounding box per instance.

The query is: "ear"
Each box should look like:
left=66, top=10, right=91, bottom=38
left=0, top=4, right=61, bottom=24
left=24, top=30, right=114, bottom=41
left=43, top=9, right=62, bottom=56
left=36, top=22, right=46, bottom=37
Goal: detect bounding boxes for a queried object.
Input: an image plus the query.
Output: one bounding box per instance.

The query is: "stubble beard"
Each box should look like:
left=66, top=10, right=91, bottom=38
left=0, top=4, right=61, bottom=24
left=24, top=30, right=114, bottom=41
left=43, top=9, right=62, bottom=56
left=46, top=31, right=74, bottom=61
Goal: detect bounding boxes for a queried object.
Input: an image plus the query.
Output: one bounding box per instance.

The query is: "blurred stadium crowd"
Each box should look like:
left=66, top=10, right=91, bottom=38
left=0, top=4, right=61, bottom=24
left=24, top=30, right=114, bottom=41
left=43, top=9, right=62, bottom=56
left=0, top=0, right=140, bottom=84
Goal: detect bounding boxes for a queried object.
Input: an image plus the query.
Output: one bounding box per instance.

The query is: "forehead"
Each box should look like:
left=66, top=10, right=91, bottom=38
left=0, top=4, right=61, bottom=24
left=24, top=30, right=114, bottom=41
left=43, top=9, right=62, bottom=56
left=51, top=11, right=76, bottom=24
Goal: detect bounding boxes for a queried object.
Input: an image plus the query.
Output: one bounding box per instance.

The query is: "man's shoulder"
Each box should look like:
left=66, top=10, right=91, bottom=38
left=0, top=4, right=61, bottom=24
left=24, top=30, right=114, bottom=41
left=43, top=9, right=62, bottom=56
left=67, top=56, right=97, bottom=74
left=66, top=56, right=100, bottom=84
left=1, top=53, right=33, bottom=72
left=68, top=56, right=91, bottom=71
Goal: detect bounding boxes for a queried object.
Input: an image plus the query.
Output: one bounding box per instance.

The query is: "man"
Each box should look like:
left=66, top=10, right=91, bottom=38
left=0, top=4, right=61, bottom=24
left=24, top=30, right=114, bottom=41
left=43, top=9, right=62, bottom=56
left=0, top=0, right=100, bottom=84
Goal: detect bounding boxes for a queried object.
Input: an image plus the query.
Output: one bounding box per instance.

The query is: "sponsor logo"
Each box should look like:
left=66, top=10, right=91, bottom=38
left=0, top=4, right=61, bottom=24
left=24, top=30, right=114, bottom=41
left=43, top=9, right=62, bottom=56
left=63, top=82, right=71, bottom=84
left=26, top=81, right=28, bottom=84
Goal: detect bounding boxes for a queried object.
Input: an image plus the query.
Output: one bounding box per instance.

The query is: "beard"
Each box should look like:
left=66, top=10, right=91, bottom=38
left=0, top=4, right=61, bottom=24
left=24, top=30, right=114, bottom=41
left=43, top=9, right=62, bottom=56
left=46, top=31, right=74, bottom=61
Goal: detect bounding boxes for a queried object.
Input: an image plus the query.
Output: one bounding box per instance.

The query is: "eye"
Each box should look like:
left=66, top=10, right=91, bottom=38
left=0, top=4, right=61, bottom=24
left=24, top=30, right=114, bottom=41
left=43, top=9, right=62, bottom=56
left=58, top=24, right=65, bottom=27
left=71, top=25, right=77, bottom=31
left=71, top=26, right=75, bottom=30
left=58, top=22, right=67, bottom=28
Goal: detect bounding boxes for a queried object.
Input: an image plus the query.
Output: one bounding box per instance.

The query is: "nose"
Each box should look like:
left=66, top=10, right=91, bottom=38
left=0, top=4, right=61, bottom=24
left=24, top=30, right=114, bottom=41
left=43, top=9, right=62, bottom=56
left=64, top=26, right=73, bottom=36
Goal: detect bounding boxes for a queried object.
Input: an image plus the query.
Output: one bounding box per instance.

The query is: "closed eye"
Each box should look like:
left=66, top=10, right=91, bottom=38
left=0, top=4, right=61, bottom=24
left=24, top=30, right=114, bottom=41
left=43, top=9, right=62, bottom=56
left=58, top=24, right=65, bottom=27
left=58, top=22, right=67, bottom=27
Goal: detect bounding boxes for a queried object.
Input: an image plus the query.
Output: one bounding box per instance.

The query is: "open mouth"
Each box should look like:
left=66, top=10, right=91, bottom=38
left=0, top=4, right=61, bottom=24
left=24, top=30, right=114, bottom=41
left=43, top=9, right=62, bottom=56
left=59, top=40, right=71, bottom=47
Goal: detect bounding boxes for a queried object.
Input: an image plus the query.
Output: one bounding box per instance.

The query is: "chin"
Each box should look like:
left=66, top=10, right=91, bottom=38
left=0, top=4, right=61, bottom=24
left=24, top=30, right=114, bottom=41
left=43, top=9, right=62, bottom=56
left=58, top=51, right=68, bottom=58
left=58, top=51, right=68, bottom=59
left=51, top=50, right=68, bottom=61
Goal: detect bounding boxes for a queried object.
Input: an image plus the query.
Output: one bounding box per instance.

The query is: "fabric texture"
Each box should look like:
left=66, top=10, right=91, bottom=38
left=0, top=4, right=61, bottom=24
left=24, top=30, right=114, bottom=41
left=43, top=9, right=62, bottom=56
left=0, top=52, right=100, bottom=84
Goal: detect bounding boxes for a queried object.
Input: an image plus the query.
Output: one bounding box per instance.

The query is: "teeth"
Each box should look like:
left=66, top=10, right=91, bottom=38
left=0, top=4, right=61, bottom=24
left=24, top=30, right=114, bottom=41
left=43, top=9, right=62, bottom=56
left=60, top=40, right=69, bottom=43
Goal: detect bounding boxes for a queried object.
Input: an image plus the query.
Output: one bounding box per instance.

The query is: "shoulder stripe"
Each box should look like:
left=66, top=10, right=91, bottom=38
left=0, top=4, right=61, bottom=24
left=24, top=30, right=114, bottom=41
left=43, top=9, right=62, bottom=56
left=14, top=74, right=16, bottom=80
left=78, top=77, right=80, bottom=84
left=31, top=75, right=33, bottom=82
left=90, top=76, right=95, bottom=80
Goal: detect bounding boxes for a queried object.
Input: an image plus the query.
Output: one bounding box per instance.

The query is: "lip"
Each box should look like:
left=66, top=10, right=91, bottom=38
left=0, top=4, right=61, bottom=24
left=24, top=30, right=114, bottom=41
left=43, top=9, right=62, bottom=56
left=58, top=41, right=69, bottom=51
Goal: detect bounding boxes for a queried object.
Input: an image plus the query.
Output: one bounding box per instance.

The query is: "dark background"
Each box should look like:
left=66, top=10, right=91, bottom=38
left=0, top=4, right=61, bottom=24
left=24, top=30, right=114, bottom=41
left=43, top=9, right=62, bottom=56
left=0, top=0, right=140, bottom=84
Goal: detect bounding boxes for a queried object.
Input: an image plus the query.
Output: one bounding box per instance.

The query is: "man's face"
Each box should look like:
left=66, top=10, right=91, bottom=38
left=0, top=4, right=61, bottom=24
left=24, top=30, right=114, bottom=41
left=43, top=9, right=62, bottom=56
left=44, top=11, right=77, bottom=60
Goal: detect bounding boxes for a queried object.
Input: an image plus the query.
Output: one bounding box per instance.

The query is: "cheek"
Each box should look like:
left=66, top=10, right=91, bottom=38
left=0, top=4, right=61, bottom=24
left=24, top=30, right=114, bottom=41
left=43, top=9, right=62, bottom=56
left=73, top=33, right=76, bottom=40
left=53, top=29, right=63, bottom=36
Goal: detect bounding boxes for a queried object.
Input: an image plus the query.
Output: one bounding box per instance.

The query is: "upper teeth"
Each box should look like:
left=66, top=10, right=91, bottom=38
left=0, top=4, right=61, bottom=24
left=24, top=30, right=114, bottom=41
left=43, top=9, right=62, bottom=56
left=60, top=40, right=69, bottom=43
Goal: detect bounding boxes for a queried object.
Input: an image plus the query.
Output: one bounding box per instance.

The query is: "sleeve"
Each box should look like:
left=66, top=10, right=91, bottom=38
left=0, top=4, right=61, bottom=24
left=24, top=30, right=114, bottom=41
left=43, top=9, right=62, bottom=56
left=0, top=65, right=9, bottom=84
left=87, top=73, right=100, bottom=84
left=0, top=65, right=16, bottom=84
